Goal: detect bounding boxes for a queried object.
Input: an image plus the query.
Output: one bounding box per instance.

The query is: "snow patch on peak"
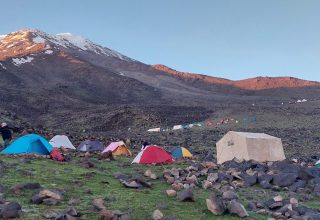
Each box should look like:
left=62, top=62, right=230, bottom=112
left=33, top=36, right=46, bottom=43
left=44, top=50, right=53, bottom=54
left=56, top=33, right=89, bottom=50
left=0, top=35, right=6, bottom=40
left=54, top=32, right=134, bottom=61
left=12, top=57, right=34, bottom=66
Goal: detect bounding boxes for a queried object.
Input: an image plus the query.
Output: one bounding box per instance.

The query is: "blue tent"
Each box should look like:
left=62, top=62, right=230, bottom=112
left=1, top=134, right=53, bottom=155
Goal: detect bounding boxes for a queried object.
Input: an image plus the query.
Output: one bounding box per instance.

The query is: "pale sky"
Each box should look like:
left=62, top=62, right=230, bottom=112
left=1, top=0, right=319, bottom=81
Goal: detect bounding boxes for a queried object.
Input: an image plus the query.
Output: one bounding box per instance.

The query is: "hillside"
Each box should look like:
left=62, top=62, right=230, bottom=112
left=1, top=29, right=320, bottom=133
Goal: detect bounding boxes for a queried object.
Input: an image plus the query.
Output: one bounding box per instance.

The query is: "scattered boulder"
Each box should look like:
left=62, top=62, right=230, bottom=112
left=1, top=202, right=22, bottom=219
left=206, top=195, right=226, bottom=215
left=222, top=190, right=238, bottom=200
left=11, top=182, right=41, bottom=194
left=289, top=180, right=306, bottom=192
left=273, top=173, right=298, bottom=187
left=265, top=199, right=283, bottom=210
left=166, top=189, right=177, bottom=197
left=243, top=175, right=257, bottom=187
left=227, top=200, right=249, bottom=218
left=31, top=189, right=63, bottom=205
left=178, top=189, right=194, bottom=202
left=39, top=189, right=63, bottom=200
left=93, top=198, right=106, bottom=211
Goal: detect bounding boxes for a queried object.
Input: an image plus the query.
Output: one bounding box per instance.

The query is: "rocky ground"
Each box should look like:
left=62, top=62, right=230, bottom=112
left=0, top=153, right=319, bottom=220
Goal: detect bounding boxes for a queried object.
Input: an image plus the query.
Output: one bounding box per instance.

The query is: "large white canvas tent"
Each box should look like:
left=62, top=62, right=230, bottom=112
left=49, top=135, right=76, bottom=150
left=216, top=131, right=286, bottom=164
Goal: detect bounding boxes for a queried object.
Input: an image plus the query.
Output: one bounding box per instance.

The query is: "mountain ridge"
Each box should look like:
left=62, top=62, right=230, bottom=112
left=152, top=64, right=320, bottom=90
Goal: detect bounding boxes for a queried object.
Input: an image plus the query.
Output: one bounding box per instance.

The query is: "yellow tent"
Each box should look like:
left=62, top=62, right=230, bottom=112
left=171, top=147, right=193, bottom=159
left=102, top=141, right=132, bottom=156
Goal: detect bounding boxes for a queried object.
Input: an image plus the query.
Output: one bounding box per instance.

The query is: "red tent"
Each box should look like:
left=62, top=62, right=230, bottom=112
left=132, top=145, right=174, bottom=164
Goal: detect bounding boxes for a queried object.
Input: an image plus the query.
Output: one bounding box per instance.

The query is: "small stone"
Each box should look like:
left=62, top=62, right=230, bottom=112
left=99, top=209, right=114, bottom=220
left=171, top=183, right=183, bottom=191
left=202, top=180, right=212, bottom=189
left=120, top=215, right=132, bottom=220
left=204, top=161, right=217, bottom=169
left=144, top=169, right=152, bottom=177
left=207, top=173, right=219, bottom=183
left=166, top=189, right=177, bottom=197
left=186, top=175, right=197, bottom=184
left=166, top=177, right=175, bottom=184
left=150, top=173, right=157, bottom=180
left=290, top=198, right=298, bottom=205
left=151, top=209, right=163, bottom=220
left=42, top=210, right=61, bottom=219
left=112, top=210, right=123, bottom=216
left=183, top=183, right=190, bottom=189
left=66, top=207, right=78, bottom=216
left=256, top=209, right=267, bottom=214
left=93, top=198, right=105, bottom=211
left=273, top=195, right=283, bottom=202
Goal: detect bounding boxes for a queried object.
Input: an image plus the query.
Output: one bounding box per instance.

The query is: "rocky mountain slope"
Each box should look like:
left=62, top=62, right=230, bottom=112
left=0, top=29, right=319, bottom=133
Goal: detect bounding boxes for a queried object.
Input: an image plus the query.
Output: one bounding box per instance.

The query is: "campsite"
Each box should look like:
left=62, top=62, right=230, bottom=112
left=1, top=1, right=320, bottom=219
left=0, top=117, right=319, bottom=219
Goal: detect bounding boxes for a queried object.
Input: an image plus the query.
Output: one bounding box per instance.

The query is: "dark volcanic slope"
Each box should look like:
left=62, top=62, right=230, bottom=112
left=1, top=29, right=320, bottom=133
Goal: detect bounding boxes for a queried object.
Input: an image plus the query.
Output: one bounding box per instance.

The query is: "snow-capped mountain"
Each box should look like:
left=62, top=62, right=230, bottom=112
left=0, top=29, right=133, bottom=65
left=0, top=29, right=320, bottom=132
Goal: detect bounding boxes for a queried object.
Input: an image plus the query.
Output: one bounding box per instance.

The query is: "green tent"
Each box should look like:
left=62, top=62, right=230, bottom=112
left=316, top=160, right=320, bottom=168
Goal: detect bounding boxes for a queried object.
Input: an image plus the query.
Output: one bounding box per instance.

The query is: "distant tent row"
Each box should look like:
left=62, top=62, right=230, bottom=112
left=148, top=117, right=257, bottom=132
left=1, top=131, right=297, bottom=166
left=0, top=135, right=132, bottom=157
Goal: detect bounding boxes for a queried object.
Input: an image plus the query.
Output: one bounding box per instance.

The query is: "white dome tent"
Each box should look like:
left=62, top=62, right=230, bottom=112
left=49, top=135, right=76, bottom=150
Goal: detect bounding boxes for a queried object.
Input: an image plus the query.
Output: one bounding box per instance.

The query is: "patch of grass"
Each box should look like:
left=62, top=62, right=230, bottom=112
left=2, top=156, right=315, bottom=219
